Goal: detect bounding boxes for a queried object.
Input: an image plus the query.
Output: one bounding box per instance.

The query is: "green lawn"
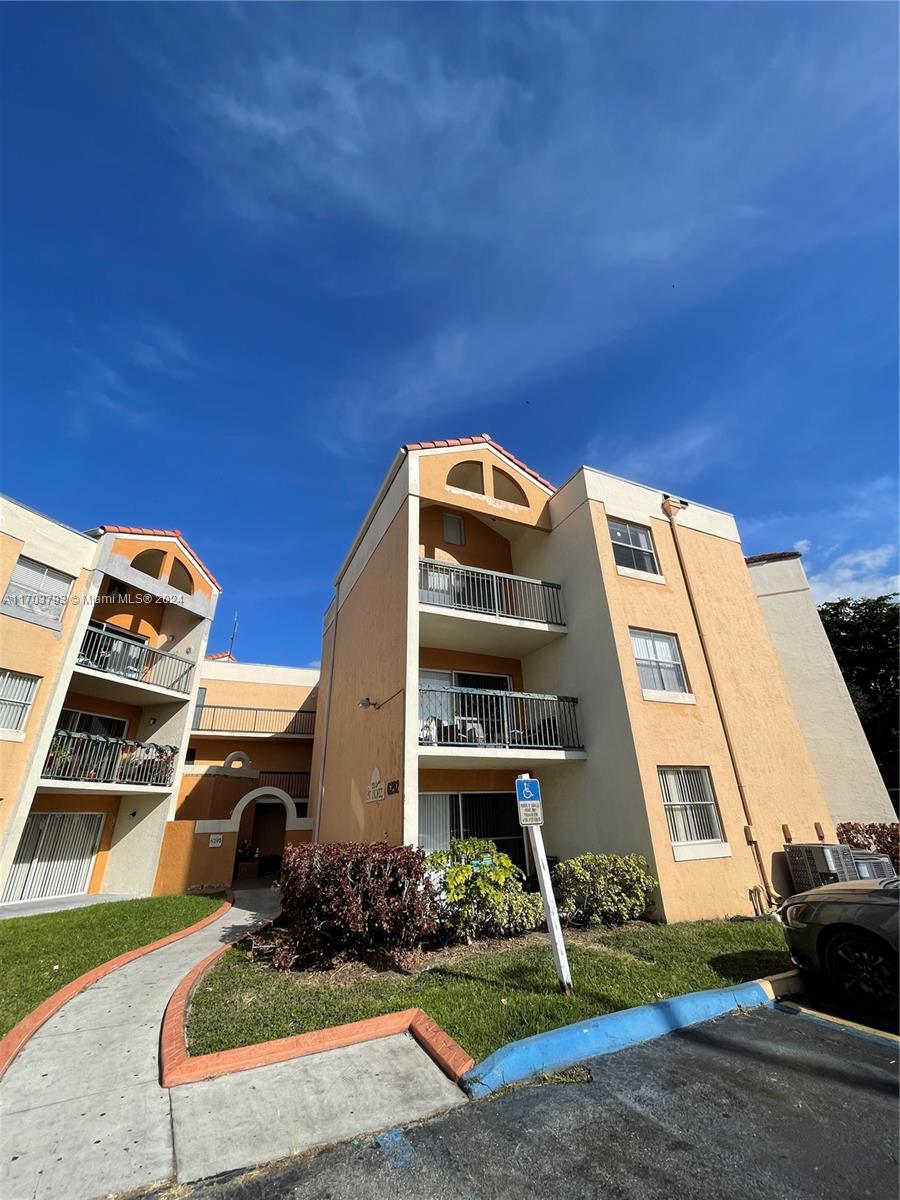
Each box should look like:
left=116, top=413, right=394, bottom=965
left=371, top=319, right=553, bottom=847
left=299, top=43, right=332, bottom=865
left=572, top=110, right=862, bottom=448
left=188, top=919, right=791, bottom=1063
left=0, top=894, right=223, bottom=1036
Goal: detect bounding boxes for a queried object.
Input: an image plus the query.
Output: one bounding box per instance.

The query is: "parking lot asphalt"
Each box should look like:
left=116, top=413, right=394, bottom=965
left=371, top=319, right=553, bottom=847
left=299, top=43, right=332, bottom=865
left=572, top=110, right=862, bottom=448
left=147, top=1005, right=899, bottom=1200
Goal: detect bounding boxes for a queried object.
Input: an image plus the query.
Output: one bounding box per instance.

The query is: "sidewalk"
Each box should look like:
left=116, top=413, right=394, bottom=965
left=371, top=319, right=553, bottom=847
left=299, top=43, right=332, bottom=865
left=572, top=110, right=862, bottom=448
left=0, top=889, right=464, bottom=1200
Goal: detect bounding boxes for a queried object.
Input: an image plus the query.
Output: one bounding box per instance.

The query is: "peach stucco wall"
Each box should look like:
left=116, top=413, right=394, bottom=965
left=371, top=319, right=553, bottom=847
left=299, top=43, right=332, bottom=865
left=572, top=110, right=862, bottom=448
left=318, top=502, right=410, bottom=845
left=198, top=677, right=317, bottom=712
left=0, top=538, right=93, bottom=842
left=419, top=648, right=524, bottom=692
left=416, top=446, right=551, bottom=530
left=594, top=499, right=833, bottom=920
left=419, top=503, right=514, bottom=574
left=110, top=535, right=214, bottom=601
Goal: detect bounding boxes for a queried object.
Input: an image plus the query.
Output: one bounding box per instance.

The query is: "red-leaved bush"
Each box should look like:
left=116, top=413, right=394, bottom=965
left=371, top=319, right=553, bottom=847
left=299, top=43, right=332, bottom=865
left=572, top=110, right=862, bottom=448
left=837, top=821, right=899, bottom=870
left=277, top=841, right=438, bottom=968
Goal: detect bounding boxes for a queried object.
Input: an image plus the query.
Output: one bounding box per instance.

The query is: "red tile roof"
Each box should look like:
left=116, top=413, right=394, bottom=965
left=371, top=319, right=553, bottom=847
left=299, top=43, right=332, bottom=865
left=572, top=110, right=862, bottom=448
left=744, top=550, right=802, bottom=565
left=205, top=650, right=237, bottom=662
left=402, top=434, right=556, bottom=492
left=96, top=526, right=222, bottom=590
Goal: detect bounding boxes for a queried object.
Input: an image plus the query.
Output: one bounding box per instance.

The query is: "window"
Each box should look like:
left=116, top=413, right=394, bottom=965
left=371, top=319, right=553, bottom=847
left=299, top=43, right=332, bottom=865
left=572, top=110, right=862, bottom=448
left=446, top=460, right=485, bottom=494
left=608, top=519, right=659, bottom=575
left=0, top=669, right=39, bottom=731
left=630, top=630, right=688, bottom=693
left=58, top=708, right=128, bottom=739
left=443, top=513, right=465, bottom=546
left=659, top=767, right=724, bottom=844
left=2, top=556, right=73, bottom=628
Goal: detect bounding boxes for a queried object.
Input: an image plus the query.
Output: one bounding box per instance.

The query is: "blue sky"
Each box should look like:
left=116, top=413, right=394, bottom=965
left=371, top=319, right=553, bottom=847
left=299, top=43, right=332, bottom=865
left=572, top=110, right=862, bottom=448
left=1, top=4, right=896, bottom=666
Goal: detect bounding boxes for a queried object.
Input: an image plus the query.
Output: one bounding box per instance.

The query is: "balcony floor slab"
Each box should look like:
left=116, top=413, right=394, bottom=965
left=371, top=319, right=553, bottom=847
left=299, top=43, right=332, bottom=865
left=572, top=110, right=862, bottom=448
left=71, top=665, right=192, bottom=706
left=419, top=605, right=566, bottom=656
left=418, top=746, right=586, bottom=770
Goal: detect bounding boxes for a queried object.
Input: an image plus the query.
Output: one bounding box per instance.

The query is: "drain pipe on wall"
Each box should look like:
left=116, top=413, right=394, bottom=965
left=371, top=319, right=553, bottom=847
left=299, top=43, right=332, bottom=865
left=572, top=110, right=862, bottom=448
left=661, top=496, right=779, bottom=911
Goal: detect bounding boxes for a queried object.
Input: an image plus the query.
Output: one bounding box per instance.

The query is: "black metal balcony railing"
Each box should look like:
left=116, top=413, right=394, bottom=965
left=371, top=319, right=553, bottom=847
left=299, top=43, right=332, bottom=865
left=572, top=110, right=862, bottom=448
left=419, top=559, right=564, bottom=626
left=42, top=729, right=178, bottom=787
left=192, top=706, right=316, bottom=736
left=77, top=626, right=195, bottom=694
left=419, top=686, right=582, bottom=750
left=258, top=771, right=310, bottom=799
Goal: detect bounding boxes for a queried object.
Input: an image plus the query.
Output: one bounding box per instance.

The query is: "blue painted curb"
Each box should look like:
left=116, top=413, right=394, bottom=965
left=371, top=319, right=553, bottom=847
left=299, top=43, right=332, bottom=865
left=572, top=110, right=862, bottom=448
left=461, top=980, right=772, bottom=1097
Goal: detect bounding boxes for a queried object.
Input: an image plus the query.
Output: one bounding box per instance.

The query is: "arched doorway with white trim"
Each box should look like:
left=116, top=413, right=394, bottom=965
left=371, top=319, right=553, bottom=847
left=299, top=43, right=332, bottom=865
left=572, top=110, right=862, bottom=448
left=194, top=785, right=314, bottom=884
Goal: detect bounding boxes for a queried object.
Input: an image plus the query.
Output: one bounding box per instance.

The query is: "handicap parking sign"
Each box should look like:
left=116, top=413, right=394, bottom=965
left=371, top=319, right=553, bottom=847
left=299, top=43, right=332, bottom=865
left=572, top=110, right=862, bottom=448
left=515, top=777, right=542, bottom=804
left=516, top=776, right=543, bottom=826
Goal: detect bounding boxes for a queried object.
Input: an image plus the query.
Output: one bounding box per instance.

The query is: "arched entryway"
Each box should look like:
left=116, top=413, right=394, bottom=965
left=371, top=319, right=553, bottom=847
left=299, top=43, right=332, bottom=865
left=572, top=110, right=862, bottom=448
left=228, top=787, right=295, bottom=882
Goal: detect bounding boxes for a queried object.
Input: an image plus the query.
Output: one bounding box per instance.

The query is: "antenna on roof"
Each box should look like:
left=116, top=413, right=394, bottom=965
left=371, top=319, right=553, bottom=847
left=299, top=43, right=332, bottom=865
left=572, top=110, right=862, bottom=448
left=228, top=612, right=238, bottom=659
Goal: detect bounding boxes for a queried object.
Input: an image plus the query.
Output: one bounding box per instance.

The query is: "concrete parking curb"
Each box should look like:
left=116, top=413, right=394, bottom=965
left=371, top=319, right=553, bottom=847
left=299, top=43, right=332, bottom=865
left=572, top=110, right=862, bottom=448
left=461, top=970, right=805, bottom=1097
left=0, top=893, right=232, bottom=1082
left=160, top=926, right=475, bottom=1087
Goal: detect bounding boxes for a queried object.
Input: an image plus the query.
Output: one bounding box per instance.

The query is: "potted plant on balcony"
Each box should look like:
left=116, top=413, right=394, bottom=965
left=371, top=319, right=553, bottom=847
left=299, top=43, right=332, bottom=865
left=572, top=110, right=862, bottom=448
left=235, top=840, right=260, bottom=879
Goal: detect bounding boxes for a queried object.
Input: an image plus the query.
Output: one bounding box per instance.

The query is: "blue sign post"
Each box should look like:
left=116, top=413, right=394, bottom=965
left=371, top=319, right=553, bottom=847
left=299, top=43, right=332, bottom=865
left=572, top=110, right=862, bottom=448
left=516, top=773, right=573, bottom=994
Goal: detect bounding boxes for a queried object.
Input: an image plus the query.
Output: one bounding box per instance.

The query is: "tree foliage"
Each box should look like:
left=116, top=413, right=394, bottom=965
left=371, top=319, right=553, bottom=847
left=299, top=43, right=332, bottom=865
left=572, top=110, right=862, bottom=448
left=818, top=594, right=898, bottom=804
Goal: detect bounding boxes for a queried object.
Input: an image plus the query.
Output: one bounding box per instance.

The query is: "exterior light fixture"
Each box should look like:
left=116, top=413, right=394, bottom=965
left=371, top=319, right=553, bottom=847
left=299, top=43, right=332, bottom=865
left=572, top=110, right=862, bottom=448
left=358, top=697, right=379, bottom=709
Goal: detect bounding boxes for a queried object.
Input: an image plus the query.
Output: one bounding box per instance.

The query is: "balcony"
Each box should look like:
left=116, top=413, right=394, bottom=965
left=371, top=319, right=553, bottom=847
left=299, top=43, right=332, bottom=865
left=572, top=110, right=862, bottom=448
left=39, top=729, right=178, bottom=793
left=258, top=771, right=310, bottom=800
left=73, top=625, right=195, bottom=702
left=192, top=705, right=316, bottom=739
left=418, top=684, right=585, bottom=768
left=418, top=559, right=566, bottom=655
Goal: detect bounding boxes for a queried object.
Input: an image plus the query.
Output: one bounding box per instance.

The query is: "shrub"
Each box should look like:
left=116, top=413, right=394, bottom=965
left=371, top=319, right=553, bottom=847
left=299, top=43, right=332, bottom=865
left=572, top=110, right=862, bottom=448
left=278, top=841, right=438, bottom=968
left=837, top=821, right=899, bottom=870
left=553, top=853, right=656, bottom=927
left=426, top=838, right=544, bottom=942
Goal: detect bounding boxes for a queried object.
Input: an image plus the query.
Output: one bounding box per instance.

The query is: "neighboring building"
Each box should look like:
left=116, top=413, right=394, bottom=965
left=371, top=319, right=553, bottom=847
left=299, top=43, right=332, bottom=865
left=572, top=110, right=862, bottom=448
left=0, top=496, right=317, bottom=906
left=155, top=658, right=317, bottom=894
left=747, top=551, right=895, bottom=825
left=311, top=436, right=838, bottom=921
left=0, top=497, right=219, bottom=903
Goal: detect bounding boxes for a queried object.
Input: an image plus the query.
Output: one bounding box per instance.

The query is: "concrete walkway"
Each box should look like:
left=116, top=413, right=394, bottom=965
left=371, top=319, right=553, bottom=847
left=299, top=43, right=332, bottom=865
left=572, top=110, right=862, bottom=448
left=0, top=889, right=465, bottom=1200
left=0, top=893, right=139, bottom=920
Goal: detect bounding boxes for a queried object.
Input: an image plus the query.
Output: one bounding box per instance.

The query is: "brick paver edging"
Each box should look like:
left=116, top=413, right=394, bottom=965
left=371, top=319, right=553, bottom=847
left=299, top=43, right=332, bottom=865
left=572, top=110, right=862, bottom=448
left=160, top=943, right=476, bottom=1087
left=0, top=894, right=233, bottom=1082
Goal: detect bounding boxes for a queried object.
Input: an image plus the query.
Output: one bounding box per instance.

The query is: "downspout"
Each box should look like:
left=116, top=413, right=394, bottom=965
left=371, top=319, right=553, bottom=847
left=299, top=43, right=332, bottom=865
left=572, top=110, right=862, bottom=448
left=661, top=496, right=779, bottom=909
left=312, top=590, right=340, bottom=845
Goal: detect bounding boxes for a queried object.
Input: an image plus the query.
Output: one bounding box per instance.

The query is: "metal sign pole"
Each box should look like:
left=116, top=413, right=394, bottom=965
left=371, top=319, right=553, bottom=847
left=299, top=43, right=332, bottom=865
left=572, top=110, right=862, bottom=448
left=517, top=773, right=573, bottom=995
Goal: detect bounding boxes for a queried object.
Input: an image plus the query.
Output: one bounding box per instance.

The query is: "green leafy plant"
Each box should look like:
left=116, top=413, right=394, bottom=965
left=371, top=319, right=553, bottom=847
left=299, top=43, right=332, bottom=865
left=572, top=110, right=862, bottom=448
left=553, top=853, right=656, bottom=927
left=426, top=838, right=544, bottom=942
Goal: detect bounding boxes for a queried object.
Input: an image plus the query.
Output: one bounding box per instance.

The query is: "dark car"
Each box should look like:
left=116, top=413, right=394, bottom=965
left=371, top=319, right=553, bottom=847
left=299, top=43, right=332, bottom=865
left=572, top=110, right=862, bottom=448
left=779, top=878, right=899, bottom=1014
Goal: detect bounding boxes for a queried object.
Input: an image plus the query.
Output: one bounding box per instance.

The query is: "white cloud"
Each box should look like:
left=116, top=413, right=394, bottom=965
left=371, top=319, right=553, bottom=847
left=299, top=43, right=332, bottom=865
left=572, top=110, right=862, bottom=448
left=793, top=538, right=811, bottom=555
left=66, top=323, right=199, bottom=438
left=808, top=545, right=899, bottom=603
left=595, top=418, right=736, bottom=490
left=139, top=7, right=895, bottom=450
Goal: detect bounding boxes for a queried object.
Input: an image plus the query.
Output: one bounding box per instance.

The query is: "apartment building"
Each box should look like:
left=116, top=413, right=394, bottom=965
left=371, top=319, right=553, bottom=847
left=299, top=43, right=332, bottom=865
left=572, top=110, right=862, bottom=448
left=748, top=551, right=895, bottom=825
left=0, top=496, right=219, bottom=904
left=155, top=656, right=317, bottom=894
left=311, top=436, right=840, bottom=921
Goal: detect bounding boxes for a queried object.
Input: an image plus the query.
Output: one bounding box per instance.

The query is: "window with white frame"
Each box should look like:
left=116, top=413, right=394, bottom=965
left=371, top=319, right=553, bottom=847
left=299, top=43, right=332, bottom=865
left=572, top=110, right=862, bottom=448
left=659, top=767, right=724, bottom=845
left=608, top=519, right=659, bottom=575
left=0, top=669, right=39, bottom=731
left=2, top=556, right=73, bottom=628
left=630, top=629, right=688, bottom=693
left=443, top=513, right=465, bottom=546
